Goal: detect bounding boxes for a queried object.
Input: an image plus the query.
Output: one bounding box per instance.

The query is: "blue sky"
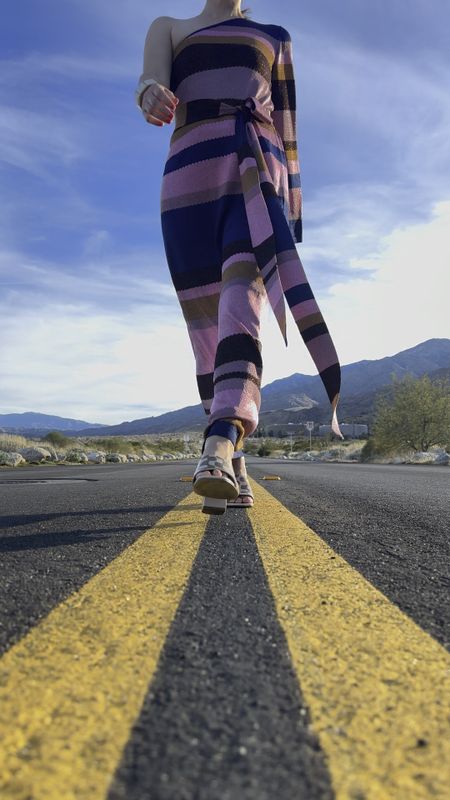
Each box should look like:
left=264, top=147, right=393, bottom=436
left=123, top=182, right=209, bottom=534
left=1, top=0, right=449, bottom=424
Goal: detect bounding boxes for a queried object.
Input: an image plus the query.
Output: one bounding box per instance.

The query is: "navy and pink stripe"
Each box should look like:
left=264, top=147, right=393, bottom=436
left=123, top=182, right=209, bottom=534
left=160, top=17, right=344, bottom=440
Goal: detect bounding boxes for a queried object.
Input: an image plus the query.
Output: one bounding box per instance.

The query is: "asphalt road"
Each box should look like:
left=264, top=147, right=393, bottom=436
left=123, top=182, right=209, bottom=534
left=0, top=459, right=449, bottom=799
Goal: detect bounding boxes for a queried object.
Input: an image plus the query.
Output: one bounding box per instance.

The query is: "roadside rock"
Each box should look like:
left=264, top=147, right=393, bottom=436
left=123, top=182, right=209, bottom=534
left=290, top=451, right=320, bottom=461
left=138, top=450, right=156, bottom=461
left=0, top=451, right=26, bottom=466
left=318, top=450, right=336, bottom=461
left=410, top=448, right=449, bottom=465
left=66, top=450, right=89, bottom=463
left=42, top=446, right=59, bottom=461
left=429, top=447, right=450, bottom=465
left=87, top=450, right=106, bottom=464
left=18, top=447, right=52, bottom=463
left=106, top=453, right=128, bottom=463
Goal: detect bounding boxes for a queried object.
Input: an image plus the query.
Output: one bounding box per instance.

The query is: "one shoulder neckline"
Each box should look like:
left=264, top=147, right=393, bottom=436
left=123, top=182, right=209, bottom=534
left=173, top=17, right=256, bottom=55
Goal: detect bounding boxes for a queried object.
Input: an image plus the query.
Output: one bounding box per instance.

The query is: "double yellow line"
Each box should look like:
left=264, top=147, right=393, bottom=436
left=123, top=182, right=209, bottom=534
left=250, top=480, right=450, bottom=799
left=0, top=481, right=449, bottom=799
left=0, top=495, right=207, bottom=799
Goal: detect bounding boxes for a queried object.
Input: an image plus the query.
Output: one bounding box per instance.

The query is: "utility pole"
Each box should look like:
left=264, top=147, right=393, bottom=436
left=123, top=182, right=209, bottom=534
left=305, top=421, right=314, bottom=453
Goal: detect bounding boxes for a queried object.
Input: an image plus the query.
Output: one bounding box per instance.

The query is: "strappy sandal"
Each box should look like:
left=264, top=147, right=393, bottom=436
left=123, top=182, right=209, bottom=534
left=227, top=473, right=254, bottom=507
left=192, top=452, right=240, bottom=515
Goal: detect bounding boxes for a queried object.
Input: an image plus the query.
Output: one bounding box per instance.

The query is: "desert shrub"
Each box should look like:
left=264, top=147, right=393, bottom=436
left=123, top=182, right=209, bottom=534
left=360, top=437, right=385, bottom=461
left=43, top=431, right=72, bottom=447
left=86, top=437, right=134, bottom=455
left=371, top=373, right=450, bottom=453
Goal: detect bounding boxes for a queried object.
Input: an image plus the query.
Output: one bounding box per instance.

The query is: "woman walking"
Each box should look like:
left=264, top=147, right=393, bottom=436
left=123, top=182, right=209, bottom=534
left=135, top=1, right=343, bottom=515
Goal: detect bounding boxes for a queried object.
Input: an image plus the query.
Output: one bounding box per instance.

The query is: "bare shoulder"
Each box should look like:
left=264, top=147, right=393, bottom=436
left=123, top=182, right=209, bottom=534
left=142, top=15, right=173, bottom=48
left=144, top=15, right=174, bottom=34
left=144, top=15, right=201, bottom=51
left=168, top=16, right=209, bottom=51
left=147, top=15, right=173, bottom=26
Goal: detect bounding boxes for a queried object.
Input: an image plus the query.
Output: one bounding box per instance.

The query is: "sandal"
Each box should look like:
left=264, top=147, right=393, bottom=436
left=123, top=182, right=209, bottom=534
left=227, top=473, right=254, bottom=507
left=192, top=452, right=240, bottom=515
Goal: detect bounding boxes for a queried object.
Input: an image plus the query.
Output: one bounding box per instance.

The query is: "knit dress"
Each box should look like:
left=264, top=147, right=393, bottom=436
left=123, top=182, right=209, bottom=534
left=160, top=16, right=343, bottom=440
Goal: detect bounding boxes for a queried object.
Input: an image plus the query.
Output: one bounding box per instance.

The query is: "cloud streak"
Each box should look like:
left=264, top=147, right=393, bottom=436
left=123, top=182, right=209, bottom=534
left=0, top=246, right=177, bottom=314
left=0, top=104, right=88, bottom=178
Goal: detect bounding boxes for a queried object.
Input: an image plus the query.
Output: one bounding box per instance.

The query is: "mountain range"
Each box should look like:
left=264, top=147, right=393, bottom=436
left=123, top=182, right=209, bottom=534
left=1, top=338, right=448, bottom=437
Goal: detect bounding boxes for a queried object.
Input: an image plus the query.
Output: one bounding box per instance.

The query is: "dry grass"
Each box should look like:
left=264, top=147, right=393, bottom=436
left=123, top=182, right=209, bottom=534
left=0, top=434, right=30, bottom=452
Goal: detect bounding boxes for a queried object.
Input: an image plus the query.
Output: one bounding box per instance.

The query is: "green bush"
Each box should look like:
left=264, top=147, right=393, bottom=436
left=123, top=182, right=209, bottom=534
left=152, top=438, right=185, bottom=454
left=43, top=431, right=72, bottom=447
left=243, top=441, right=258, bottom=455
left=86, top=437, right=134, bottom=455
left=294, top=439, right=312, bottom=452
left=371, top=373, right=450, bottom=453
left=360, top=437, right=384, bottom=461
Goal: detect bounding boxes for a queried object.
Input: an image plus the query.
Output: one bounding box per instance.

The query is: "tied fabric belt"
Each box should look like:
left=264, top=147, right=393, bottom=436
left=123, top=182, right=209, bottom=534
left=174, top=96, right=343, bottom=439
left=220, top=97, right=291, bottom=346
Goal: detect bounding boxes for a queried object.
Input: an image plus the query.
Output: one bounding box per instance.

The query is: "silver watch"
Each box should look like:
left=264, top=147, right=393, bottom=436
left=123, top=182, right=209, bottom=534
left=135, top=78, right=158, bottom=109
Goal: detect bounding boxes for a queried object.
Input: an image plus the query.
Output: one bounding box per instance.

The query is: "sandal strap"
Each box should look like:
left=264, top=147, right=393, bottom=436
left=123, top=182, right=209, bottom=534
left=236, top=474, right=254, bottom=498
left=193, top=453, right=238, bottom=487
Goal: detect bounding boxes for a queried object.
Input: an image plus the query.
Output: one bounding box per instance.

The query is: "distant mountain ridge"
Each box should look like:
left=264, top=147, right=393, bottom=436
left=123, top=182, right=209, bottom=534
left=1, top=338, right=449, bottom=437
left=0, top=411, right=107, bottom=434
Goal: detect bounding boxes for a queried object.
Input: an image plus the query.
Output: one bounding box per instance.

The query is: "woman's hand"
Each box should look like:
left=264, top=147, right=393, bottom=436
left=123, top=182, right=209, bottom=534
left=141, top=81, right=179, bottom=126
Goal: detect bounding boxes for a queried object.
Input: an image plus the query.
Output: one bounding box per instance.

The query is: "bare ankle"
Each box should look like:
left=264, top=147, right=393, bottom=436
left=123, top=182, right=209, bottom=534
left=204, top=434, right=234, bottom=456
left=232, top=455, right=246, bottom=475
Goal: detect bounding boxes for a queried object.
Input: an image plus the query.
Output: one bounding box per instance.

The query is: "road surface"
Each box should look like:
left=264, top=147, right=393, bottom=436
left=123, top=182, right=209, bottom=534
left=0, top=459, right=448, bottom=799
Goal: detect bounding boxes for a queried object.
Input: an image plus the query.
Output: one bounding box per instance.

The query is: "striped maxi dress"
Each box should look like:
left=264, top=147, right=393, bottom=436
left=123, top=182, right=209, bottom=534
left=160, top=16, right=344, bottom=441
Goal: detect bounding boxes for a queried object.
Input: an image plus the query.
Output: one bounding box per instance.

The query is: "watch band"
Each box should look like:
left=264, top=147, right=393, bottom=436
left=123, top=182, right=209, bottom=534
left=135, top=78, right=159, bottom=109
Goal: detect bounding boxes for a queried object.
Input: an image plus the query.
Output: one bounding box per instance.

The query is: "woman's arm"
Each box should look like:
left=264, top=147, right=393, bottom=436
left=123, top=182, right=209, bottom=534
left=271, top=27, right=303, bottom=243
left=138, top=15, right=173, bottom=89
left=136, top=16, right=178, bottom=125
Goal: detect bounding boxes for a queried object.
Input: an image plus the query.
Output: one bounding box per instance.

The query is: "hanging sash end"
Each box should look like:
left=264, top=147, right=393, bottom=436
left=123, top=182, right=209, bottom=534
left=331, top=394, right=344, bottom=440
left=276, top=311, right=288, bottom=347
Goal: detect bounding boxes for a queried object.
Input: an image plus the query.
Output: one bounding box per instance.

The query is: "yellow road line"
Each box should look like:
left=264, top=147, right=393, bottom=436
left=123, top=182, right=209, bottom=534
left=0, top=494, right=207, bottom=800
left=249, top=479, right=450, bottom=800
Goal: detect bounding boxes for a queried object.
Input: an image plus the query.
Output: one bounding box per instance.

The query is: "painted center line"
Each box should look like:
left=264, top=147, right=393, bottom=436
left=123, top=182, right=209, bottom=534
left=249, top=478, right=450, bottom=800
left=0, top=494, right=208, bottom=800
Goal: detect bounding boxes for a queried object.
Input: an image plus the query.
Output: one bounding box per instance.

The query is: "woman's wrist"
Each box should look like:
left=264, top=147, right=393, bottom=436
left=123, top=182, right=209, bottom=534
left=134, top=78, right=159, bottom=109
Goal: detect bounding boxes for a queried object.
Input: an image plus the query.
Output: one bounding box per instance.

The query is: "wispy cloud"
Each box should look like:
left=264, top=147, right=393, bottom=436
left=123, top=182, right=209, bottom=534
left=0, top=246, right=177, bottom=313
left=260, top=199, right=450, bottom=387
left=0, top=53, right=134, bottom=84
left=1, top=202, right=447, bottom=422
left=287, top=26, right=450, bottom=292
left=0, top=301, right=198, bottom=423
left=296, top=28, right=450, bottom=188
left=325, top=199, right=450, bottom=361
left=0, top=245, right=197, bottom=423
left=0, top=104, right=88, bottom=178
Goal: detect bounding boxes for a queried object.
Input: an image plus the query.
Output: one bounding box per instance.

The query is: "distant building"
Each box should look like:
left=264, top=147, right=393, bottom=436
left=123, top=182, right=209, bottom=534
left=318, top=423, right=368, bottom=437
